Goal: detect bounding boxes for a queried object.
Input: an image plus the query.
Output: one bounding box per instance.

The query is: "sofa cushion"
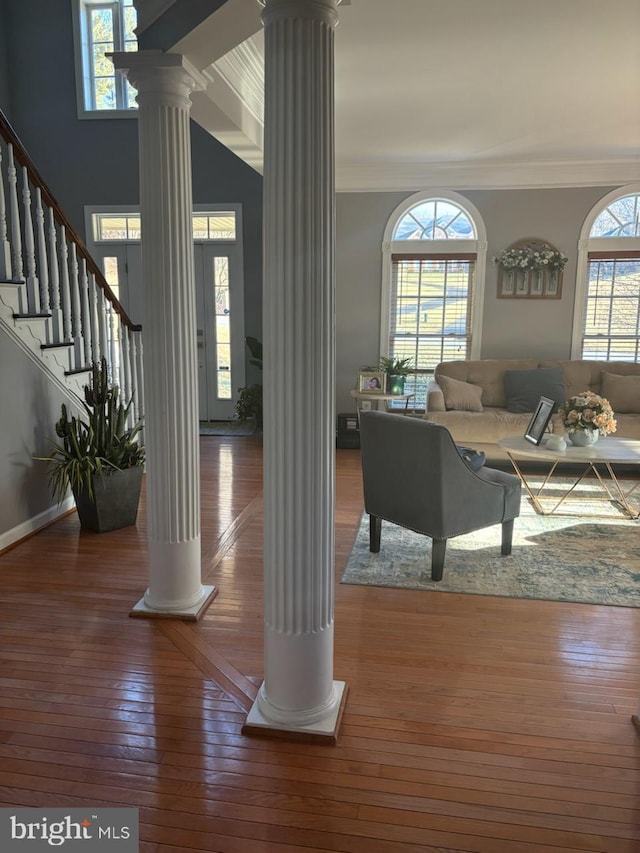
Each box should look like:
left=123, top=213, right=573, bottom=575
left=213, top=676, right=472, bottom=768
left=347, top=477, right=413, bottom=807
left=426, top=409, right=534, bottom=444
left=601, top=371, right=640, bottom=414
left=437, top=375, right=483, bottom=411
left=503, top=366, right=565, bottom=413
left=435, top=359, right=539, bottom=407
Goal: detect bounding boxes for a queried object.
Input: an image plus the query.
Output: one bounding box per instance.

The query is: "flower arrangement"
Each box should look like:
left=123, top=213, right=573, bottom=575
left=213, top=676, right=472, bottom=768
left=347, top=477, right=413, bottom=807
left=494, top=246, right=568, bottom=271
left=559, top=392, right=617, bottom=436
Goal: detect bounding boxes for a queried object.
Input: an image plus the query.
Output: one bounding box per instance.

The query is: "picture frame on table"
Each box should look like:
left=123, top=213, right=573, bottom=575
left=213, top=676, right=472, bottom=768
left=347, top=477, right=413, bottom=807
left=358, top=371, right=386, bottom=393
left=524, top=396, right=555, bottom=445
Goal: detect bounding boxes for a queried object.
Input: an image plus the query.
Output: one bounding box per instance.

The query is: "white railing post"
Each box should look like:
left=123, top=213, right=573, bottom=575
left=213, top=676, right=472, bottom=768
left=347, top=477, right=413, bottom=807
left=21, top=166, right=40, bottom=314
left=47, top=209, right=64, bottom=342
left=0, top=144, right=12, bottom=279
left=97, top=285, right=108, bottom=363
left=134, top=331, right=144, bottom=430
left=79, top=257, right=91, bottom=365
left=35, top=188, right=50, bottom=315
left=121, top=324, right=132, bottom=424
left=88, top=271, right=100, bottom=363
left=69, top=242, right=83, bottom=368
left=7, top=145, right=24, bottom=284
left=108, top=305, right=119, bottom=383
left=58, top=225, right=72, bottom=342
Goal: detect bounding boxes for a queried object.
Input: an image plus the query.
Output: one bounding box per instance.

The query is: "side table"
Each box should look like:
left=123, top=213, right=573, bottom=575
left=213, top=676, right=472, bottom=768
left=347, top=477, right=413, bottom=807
left=350, top=390, right=414, bottom=424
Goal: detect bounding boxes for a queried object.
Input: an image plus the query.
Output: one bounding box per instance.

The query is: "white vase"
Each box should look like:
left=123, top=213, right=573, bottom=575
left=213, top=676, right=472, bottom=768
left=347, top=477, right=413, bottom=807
left=568, top=429, right=599, bottom=447
left=546, top=435, right=566, bottom=452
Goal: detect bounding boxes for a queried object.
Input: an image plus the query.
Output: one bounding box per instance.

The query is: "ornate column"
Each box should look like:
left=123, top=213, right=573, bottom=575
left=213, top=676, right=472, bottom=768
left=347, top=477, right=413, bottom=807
left=243, top=0, right=346, bottom=740
left=111, top=51, right=216, bottom=619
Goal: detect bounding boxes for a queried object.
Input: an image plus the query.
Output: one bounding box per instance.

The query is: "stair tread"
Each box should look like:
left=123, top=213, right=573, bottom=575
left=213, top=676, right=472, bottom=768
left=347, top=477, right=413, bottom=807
left=64, top=366, right=92, bottom=376
left=0, top=279, right=25, bottom=285
left=41, top=341, right=74, bottom=350
left=13, top=312, right=53, bottom=319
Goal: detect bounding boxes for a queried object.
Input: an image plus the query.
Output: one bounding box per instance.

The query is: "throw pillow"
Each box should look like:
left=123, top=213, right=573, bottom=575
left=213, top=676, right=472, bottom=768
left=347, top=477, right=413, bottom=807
left=437, top=374, right=483, bottom=412
left=601, top=372, right=640, bottom=414
left=456, top=445, right=486, bottom=472
left=503, top=366, right=565, bottom=413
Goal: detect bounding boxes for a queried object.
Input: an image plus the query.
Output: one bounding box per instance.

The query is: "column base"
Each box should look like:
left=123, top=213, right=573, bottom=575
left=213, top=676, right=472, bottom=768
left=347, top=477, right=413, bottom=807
left=242, top=681, right=348, bottom=744
left=129, top=584, right=217, bottom=621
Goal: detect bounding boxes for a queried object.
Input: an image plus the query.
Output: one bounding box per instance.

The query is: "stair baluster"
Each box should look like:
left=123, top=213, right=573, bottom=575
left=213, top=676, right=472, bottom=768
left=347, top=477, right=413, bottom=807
left=47, top=208, right=64, bottom=342
left=21, top=166, right=40, bottom=314
left=0, top=146, right=11, bottom=279
left=79, top=257, right=91, bottom=365
left=96, top=285, right=108, bottom=366
left=87, top=270, right=100, bottom=363
left=58, top=225, right=73, bottom=344
left=121, top=325, right=132, bottom=425
left=35, top=188, right=50, bottom=315
left=7, top=146, right=24, bottom=285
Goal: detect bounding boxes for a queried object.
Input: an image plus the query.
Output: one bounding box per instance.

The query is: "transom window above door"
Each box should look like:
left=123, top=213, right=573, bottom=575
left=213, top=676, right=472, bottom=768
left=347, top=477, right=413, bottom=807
left=92, top=211, right=238, bottom=242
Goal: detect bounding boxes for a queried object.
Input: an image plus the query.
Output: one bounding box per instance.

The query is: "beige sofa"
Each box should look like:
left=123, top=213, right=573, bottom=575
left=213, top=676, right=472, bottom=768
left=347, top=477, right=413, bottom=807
left=426, top=359, right=640, bottom=461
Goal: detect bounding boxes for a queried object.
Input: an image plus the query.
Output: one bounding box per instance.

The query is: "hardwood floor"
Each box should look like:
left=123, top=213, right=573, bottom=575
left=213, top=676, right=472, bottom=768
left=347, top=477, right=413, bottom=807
left=1, top=436, right=639, bottom=852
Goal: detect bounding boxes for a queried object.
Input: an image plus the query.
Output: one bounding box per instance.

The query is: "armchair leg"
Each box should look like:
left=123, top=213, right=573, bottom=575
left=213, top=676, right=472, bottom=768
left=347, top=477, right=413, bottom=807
left=369, top=514, right=381, bottom=553
left=431, top=538, right=447, bottom=581
left=501, top=519, right=515, bottom=556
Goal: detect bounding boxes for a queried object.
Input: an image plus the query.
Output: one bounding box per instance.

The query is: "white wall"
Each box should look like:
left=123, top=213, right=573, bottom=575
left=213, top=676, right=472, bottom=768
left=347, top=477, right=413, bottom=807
left=335, top=185, right=618, bottom=413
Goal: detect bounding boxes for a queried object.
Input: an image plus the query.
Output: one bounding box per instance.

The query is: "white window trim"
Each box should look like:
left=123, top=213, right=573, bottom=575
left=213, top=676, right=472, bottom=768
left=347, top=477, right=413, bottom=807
left=84, top=204, right=241, bottom=246
left=570, top=182, right=640, bottom=359
left=72, top=0, right=138, bottom=120
left=380, top=189, right=487, bottom=361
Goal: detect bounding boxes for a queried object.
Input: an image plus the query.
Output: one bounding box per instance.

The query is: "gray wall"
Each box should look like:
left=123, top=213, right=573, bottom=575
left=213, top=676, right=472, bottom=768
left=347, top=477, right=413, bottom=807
left=336, top=185, right=617, bottom=413
left=0, top=334, right=73, bottom=534
left=0, top=1, right=11, bottom=117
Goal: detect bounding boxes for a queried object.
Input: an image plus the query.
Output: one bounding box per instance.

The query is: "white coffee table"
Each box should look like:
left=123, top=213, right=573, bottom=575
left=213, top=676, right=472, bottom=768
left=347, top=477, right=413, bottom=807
left=498, top=435, right=640, bottom=519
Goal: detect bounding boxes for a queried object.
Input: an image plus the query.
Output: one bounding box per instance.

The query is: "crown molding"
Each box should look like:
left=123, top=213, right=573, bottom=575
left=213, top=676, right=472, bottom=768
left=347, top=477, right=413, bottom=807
left=212, top=38, right=264, bottom=125
left=335, top=158, right=640, bottom=192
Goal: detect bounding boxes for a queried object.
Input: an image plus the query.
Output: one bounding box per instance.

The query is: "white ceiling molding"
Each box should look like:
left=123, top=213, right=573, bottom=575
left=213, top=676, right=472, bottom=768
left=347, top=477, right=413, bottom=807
left=212, top=36, right=264, bottom=126
left=336, top=159, right=640, bottom=193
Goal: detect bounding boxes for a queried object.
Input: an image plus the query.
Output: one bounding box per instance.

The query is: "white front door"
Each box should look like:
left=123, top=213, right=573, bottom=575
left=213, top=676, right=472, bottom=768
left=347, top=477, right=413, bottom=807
left=194, top=244, right=245, bottom=421
left=94, top=241, right=245, bottom=422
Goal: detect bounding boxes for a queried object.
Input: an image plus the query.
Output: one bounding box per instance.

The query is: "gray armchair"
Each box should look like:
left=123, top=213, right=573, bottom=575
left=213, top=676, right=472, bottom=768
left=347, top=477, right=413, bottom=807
left=359, top=410, right=522, bottom=581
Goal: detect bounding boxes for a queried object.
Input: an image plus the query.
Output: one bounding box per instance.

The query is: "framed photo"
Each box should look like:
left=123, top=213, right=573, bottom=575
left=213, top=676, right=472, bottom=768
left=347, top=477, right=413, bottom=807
left=524, top=396, right=555, bottom=446
left=358, top=371, right=386, bottom=393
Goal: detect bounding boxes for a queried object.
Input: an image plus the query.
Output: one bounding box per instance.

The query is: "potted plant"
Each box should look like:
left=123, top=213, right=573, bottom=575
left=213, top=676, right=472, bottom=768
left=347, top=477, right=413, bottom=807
left=379, top=356, right=414, bottom=395
left=235, top=336, right=263, bottom=428
left=37, top=358, right=145, bottom=532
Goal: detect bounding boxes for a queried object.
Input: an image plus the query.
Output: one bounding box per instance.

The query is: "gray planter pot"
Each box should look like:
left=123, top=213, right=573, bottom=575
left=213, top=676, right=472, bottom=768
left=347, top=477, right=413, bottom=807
left=73, top=466, right=144, bottom=533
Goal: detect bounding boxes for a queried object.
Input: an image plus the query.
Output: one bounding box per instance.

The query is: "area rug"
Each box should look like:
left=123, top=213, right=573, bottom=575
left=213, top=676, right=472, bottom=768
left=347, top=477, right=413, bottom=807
left=199, top=420, right=256, bottom=436
left=341, top=478, right=640, bottom=607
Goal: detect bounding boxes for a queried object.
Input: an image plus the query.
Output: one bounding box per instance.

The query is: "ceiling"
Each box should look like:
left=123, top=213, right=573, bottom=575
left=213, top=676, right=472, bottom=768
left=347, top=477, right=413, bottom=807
left=169, top=0, right=640, bottom=191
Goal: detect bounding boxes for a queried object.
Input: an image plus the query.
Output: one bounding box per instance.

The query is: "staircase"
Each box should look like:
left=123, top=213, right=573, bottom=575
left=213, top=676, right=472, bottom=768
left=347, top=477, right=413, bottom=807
left=0, top=109, right=143, bottom=418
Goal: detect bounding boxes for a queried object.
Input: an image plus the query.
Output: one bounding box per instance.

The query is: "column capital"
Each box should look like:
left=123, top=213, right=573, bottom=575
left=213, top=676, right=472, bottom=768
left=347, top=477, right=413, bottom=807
left=259, top=0, right=340, bottom=27
left=109, top=50, right=207, bottom=108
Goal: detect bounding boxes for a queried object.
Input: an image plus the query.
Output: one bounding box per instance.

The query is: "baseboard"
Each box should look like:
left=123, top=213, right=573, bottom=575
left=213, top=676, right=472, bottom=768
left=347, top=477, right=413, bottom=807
left=0, top=497, right=76, bottom=554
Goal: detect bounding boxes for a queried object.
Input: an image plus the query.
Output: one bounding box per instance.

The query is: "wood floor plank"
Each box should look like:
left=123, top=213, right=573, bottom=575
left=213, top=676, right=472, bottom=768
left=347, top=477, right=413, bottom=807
left=1, top=436, right=639, bottom=852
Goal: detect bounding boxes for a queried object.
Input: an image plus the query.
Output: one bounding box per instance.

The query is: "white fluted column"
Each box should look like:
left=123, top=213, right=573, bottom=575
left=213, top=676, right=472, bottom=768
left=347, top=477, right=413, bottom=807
left=111, top=51, right=216, bottom=618
left=244, top=0, right=346, bottom=739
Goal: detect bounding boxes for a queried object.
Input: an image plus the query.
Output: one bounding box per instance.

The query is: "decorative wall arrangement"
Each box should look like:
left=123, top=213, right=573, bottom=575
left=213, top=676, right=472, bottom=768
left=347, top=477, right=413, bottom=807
left=495, top=238, right=568, bottom=299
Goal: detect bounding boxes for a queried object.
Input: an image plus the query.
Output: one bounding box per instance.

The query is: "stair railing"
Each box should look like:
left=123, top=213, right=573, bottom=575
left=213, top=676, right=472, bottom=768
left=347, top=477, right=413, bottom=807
left=0, top=109, right=143, bottom=426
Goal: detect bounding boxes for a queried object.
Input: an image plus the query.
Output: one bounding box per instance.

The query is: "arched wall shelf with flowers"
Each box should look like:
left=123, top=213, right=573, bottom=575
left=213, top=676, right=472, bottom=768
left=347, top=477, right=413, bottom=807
left=494, top=238, right=568, bottom=299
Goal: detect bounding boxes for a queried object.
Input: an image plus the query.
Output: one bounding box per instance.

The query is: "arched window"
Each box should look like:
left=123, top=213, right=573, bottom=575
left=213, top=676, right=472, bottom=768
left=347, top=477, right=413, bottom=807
left=381, top=191, right=486, bottom=409
left=572, top=186, right=640, bottom=360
